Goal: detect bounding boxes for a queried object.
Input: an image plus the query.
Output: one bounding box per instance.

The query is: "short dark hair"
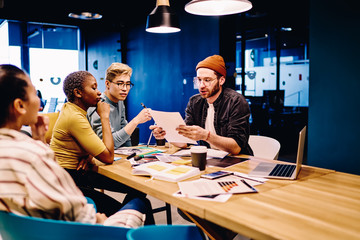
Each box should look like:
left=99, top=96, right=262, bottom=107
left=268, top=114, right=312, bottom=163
left=63, top=71, right=93, bottom=102
left=0, top=64, right=28, bottom=127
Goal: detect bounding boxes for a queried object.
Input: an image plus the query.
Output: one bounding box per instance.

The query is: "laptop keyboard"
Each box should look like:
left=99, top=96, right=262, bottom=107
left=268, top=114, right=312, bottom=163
left=269, top=164, right=296, bottom=177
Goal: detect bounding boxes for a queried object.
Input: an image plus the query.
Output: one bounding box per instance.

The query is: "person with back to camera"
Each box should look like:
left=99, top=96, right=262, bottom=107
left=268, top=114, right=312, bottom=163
left=150, top=55, right=253, bottom=156
left=0, top=64, right=148, bottom=228
left=49, top=70, right=154, bottom=224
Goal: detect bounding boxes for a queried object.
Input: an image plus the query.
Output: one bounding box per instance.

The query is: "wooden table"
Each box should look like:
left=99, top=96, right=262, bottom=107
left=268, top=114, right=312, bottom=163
left=206, top=171, right=360, bottom=240
left=97, top=146, right=360, bottom=240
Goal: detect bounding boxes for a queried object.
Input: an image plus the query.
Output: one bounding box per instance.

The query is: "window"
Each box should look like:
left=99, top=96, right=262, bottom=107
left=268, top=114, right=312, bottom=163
left=0, top=20, right=80, bottom=112
left=0, top=21, right=21, bottom=67
left=236, top=27, right=309, bottom=107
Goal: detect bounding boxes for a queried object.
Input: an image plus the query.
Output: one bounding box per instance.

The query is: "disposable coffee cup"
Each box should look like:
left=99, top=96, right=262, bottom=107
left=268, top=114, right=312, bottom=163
left=190, top=146, right=207, bottom=170
left=156, top=138, right=166, bottom=146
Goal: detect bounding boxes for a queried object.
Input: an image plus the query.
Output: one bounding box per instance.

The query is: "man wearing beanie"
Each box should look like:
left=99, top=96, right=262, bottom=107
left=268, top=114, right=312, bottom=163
left=151, top=54, right=253, bottom=155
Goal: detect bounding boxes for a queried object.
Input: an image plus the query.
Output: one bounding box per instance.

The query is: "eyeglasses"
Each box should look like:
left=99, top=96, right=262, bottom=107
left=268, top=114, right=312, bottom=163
left=110, top=81, right=134, bottom=89
left=193, top=77, right=217, bottom=87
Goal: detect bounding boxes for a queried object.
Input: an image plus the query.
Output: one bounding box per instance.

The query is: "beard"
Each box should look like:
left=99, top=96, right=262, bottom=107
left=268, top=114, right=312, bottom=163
left=200, top=80, right=221, bottom=99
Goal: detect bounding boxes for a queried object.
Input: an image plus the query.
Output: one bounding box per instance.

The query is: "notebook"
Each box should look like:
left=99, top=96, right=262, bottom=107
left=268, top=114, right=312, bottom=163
left=248, top=126, right=306, bottom=180
left=132, top=161, right=200, bottom=182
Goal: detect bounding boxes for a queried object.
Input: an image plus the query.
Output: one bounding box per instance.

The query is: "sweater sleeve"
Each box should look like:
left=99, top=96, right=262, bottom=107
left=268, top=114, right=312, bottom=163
left=112, top=101, right=131, bottom=148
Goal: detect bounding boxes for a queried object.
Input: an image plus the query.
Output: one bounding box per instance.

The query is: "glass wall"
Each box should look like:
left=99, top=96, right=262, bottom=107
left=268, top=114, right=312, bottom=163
left=0, top=21, right=21, bottom=67
left=29, top=48, right=79, bottom=111
left=236, top=29, right=277, bottom=98
left=235, top=22, right=309, bottom=158
left=236, top=27, right=309, bottom=107
left=0, top=20, right=80, bottom=112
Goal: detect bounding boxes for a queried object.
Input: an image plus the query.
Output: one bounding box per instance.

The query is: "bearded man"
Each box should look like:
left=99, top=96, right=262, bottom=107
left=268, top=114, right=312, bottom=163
left=151, top=55, right=253, bottom=155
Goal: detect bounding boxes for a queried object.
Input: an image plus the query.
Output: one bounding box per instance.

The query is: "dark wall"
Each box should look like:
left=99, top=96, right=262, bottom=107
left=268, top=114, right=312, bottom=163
left=82, top=13, right=220, bottom=145
left=308, top=0, right=360, bottom=174
left=86, top=31, right=122, bottom=93
left=126, top=14, right=220, bottom=144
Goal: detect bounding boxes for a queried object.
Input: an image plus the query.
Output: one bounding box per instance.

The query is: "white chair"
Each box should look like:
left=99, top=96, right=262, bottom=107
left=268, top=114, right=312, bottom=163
left=248, top=135, right=281, bottom=160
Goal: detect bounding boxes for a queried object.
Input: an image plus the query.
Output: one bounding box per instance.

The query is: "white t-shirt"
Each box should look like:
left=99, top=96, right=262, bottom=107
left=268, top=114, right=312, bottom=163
left=205, top=103, right=216, bottom=148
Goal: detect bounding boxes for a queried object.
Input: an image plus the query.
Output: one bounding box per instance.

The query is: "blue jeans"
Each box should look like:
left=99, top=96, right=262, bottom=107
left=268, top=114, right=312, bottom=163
left=86, top=196, right=146, bottom=214
left=119, top=197, right=147, bottom=214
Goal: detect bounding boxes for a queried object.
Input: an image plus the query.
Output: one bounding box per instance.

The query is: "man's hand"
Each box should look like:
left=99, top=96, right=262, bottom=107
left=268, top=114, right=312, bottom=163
left=149, top=125, right=166, bottom=139
left=176, top=125, right=208, bottom=141
left=134, top=109, right=152, bottom=125
left=30, top=115, right=49, bottom=143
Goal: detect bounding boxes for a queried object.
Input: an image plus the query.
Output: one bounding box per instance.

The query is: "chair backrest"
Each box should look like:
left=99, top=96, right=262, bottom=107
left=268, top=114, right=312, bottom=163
left=126, top=225, right=204, bottom=240
left=39, top=112, right=60, bottom=144
left=248, top=135, right=281, bottom=160
left=0, top=211, right=129, bottom=240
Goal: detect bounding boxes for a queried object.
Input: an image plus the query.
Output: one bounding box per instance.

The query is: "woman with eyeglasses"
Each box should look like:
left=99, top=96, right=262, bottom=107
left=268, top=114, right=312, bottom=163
left=87, top=63, right=151, bottom=149
left=50, top=70, right=154, bottom=224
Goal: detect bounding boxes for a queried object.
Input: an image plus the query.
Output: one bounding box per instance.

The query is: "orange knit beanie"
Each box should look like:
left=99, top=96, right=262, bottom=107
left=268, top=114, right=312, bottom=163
left=196, top=55, right=226, bottom=77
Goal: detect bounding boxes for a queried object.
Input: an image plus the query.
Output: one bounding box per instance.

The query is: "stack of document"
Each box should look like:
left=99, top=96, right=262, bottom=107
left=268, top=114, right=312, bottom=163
left=178, top=178, right=257, bottom=196
left=175, top=173, right=267, bottom=202
left=115, top=146, right=164, bottom=156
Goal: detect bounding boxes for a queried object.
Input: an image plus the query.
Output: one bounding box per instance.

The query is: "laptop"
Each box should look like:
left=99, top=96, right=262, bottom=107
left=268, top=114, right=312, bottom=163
left=248, top=126, right=306, bottom=180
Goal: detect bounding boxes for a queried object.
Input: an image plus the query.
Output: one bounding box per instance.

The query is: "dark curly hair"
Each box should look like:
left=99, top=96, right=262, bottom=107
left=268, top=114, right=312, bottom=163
left=63, top=71, right=93, bottom=102
left=0, top=64, right=28, bottom=127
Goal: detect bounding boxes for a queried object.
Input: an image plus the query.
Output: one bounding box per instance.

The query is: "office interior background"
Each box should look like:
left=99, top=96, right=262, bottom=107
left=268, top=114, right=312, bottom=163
left=0, top=0, right=359, bottom=175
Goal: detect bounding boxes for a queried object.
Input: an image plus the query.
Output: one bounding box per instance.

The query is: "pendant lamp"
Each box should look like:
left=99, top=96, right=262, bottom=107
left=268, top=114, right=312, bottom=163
left=146, top=0, right=181, bottom=33
left=185, top=0, right=252, bottom=16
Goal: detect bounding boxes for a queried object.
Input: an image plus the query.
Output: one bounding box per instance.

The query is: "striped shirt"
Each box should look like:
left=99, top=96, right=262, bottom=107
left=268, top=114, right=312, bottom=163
left=0, top=128, right=144, bottom=227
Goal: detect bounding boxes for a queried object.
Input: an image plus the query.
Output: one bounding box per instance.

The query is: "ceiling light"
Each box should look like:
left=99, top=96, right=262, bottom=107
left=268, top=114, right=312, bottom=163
left=146, top=0, right=181, bottom=33
left=185, top=0, right=252, bottom=16
left=281, top=27, right=293, bottom=32
left=68, top=12, right=102, bottom=20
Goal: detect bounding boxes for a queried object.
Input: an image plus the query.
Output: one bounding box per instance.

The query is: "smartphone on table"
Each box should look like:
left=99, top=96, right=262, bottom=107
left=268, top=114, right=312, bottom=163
left=200, top=170, right=233, bottom=180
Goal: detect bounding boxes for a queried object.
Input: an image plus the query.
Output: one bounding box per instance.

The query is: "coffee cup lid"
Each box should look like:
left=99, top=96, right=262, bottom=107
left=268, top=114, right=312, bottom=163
left=190, top=146, right=207, bottom=152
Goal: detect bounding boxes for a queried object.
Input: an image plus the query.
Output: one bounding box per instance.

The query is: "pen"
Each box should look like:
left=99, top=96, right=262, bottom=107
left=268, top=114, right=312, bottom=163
left=141, top=103, right=155, bottom=147
left=241, top=179, right=257, bottom=192
left=140, top=103, right=153, bottom=147
left=89, top=97, right=106, bottom=117
left=147, top=131, right=153, bottom=148
left=127, top=152, right=136, bottom=159
left=143, top=155, right=158, bottom=158
left=232, top=172, right=265, bottom=184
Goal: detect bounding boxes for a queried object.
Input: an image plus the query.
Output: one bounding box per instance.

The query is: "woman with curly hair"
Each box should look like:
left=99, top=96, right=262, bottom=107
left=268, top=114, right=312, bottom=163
left=50, top=71, right=154, bottom=224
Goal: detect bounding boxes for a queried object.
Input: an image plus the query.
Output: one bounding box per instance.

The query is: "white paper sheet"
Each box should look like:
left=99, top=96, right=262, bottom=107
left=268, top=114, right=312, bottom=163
left=173, top=189, right=232, bottom=202
left=178, top=178, right=257, bottom=197
left=149, top=110, right=197, bottom=144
